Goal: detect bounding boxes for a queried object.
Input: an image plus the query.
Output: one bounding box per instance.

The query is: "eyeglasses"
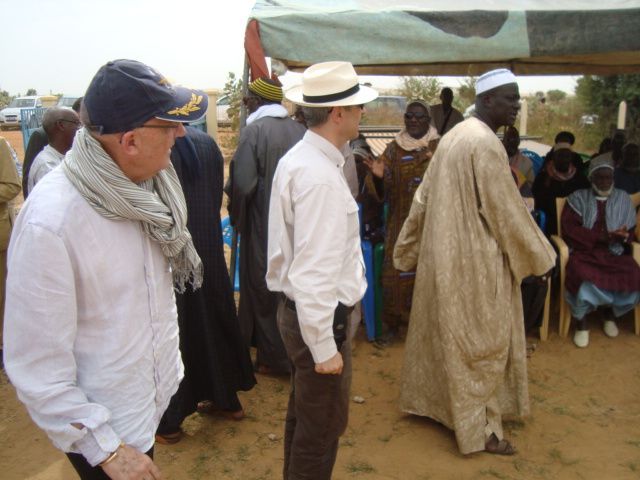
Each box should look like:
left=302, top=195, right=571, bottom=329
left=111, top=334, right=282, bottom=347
left=59, top=119, right=82, bottom=129
left=404, top=112, right=428, bottom=120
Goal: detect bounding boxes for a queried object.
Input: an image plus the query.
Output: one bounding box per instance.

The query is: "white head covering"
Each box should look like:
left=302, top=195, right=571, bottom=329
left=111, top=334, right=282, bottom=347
left=588, top=154, right=615, bottom=177
left=286, top=61, right=378, bottom=107
left=476, top=68, right=517, bottom=96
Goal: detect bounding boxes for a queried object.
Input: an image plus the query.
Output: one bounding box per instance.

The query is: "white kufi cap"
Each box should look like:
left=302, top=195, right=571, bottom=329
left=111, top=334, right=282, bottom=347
left=475, top=68, right=517, bottom=96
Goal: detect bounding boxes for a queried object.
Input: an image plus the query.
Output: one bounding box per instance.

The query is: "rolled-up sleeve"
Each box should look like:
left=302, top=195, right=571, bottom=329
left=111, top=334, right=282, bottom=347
left=4, top=223, right=120, bottom=465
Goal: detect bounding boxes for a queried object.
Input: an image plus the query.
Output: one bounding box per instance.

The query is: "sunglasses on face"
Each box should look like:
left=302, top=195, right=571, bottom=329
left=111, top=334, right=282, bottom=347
left=404, top=112, right=428, bottom=120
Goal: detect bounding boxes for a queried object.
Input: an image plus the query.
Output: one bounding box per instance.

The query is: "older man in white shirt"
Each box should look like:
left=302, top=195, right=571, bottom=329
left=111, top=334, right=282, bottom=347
left=27, top=107, right=80, bottom=193
left=266, top=61, right=377, bottom=480
left=4, top=59, right=207, bottom=480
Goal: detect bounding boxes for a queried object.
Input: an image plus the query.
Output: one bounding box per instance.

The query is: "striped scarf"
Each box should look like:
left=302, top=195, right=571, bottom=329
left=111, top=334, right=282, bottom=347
left=62, top=128, right=202, bottom=292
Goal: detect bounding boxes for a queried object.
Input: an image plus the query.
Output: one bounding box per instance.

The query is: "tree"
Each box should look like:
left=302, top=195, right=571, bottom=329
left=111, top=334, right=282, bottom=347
left=546, top=89, right=567, bottom=103
left=25, top=88, right=37, bottom=96
left=398, top=76, right=442, bottom=104
left=455, top=76, right=476, bottom=111
left=576, top=74, right=640, bottom=142
left=223, top=72, right=243, bottom=131
left=0, top=90, right=11, bottom=109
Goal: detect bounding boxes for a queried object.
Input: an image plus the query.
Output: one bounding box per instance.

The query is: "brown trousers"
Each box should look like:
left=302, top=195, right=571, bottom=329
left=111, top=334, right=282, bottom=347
left=277, top=300, right=352, bottom=480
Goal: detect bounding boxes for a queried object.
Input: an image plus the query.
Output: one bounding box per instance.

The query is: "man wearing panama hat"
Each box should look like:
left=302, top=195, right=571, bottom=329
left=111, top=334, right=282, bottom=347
left=266, top=61, right=377, bottom=479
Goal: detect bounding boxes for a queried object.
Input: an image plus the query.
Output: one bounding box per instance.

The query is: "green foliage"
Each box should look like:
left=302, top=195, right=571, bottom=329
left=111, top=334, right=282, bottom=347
left=524, top=91, right=604, bottom=154
left=398, top=76, right=442, bottom=104
left=25, top=88, right=37, bottom=96
left=547, top=89, right=567, bottom=103
left=0, top=90, right=12, bottom=109
left=223, top=72, right=244, bottom=131
left=455, top=76, right=476, bottom=111
left=576, top=74, right=640, bottom=143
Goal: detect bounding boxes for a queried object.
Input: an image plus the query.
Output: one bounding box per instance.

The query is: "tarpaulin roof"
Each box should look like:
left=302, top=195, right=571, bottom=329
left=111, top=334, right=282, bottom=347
left=248, top=1, right=640, bottom=76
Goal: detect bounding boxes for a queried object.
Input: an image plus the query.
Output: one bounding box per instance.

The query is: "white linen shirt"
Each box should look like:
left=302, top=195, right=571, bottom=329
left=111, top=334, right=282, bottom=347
left=4, top=168, right=183, bottom=466
left=27, top=144, right=65, bottom=193
left=266, top=130, right=367, bottom=363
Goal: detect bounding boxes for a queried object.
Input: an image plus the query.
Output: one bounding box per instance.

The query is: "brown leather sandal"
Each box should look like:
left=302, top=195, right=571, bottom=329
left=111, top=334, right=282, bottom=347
left=155, top=430, right=183, bottom=445
left=485, top=434, right=516, bottom=455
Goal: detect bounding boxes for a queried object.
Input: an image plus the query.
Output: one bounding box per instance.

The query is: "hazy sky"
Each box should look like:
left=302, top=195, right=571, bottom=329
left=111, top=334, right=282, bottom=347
left=1, top=0, right=578, bottom=97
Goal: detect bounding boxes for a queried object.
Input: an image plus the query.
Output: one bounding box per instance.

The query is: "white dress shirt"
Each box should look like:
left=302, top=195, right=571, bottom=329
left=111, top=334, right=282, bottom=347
left=4, top=168, right=183, bottom=466
left=266, top=130, right=367, bottom=363
left=27, top=144, right=65, bottom=193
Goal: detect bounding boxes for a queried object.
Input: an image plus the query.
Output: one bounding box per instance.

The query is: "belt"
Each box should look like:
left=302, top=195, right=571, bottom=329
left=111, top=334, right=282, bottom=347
left=280, top=293, right=297, bottom=311
left=279, top=293, right=354, bottom=315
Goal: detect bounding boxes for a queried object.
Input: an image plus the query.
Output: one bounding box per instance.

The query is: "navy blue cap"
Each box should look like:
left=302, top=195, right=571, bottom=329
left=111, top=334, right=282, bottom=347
left=83, top=59, right=208, bottom=134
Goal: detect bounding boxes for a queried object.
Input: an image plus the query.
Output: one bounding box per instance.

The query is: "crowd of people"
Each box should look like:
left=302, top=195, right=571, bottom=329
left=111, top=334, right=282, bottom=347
left=0, top=58, right=638, bottom=480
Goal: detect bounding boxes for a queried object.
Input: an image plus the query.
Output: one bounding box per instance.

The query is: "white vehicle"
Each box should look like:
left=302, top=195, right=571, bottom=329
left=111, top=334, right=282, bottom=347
left=57, top=95, right=81, bottom=110
left=0, top=96, right=44, bottom=130
left=217, top=95, right=231, bottom=125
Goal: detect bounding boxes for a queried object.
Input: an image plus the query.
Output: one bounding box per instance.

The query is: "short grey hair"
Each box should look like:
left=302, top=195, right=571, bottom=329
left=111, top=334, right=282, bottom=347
left=42, top=107, right=71, bottom=136
left=301, top=106, right=331, bottom=127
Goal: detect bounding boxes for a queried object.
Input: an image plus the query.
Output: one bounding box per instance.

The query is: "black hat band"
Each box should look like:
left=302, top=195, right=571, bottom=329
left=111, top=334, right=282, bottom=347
left=303, top=84, right=360, bottom=103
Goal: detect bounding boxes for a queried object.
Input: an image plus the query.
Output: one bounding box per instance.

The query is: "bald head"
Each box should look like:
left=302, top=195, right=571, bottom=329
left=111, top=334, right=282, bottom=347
left=42, top=108, right=77, bottom=135
left=42, top=107, right=80, bottom=154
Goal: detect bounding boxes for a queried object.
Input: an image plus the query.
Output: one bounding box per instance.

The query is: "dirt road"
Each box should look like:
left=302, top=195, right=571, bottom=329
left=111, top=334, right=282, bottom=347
left=1, top=130, right=639, bottom=479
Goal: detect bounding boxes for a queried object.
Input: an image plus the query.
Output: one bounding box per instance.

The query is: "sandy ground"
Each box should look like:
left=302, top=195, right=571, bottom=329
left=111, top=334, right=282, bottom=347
left=1, top=130, right=640, bottom=479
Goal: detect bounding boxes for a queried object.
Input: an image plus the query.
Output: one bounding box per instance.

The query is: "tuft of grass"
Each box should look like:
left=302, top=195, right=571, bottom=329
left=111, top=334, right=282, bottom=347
left=341, top=437, right=356, bottom=448
left=513, top=458, right=550, bottom=477
left=188, top=452, right=211, bottom=480
left=376, top=369, right=394, bottom=382
left=236, top=444, right=250, bottom=463
left=551, top=405, right=580, bottom=419
left=626, top=439, right=640, bottom=448
left=346, top=461, right=376, bottom=474
left=479, top=468, right=512, bottom=479
left=531, top=394, right=546, bottom=404
left=623, top=462, right=638, bottom=472
left=378, top=434, right=392, bottom=443
left=549, top=448, right=580, bottom=466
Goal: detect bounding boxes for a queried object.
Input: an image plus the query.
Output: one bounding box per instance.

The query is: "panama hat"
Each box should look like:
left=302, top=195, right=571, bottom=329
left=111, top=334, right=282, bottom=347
left=286, top=61, right=378, bottom=108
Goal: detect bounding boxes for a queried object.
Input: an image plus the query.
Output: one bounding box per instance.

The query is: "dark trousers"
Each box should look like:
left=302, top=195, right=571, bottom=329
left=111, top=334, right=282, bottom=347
left=66, top=448, right=154, bottom=480
left=521, top=276, right=548, bottom=332
left=277, top=299, right=352, bottom=480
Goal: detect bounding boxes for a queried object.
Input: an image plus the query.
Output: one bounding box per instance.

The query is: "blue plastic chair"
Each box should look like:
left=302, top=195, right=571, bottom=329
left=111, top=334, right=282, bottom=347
left=220, top=216, right=240, bottom=292
left=521, top=149, right=544, bottom=176
left=361, top=240, right=377, bottom=341
left=533, top=209, right=546, bottom=233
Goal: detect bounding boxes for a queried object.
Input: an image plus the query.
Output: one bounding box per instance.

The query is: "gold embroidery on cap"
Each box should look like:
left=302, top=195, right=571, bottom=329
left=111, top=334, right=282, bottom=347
left=167, top=93, right=203, bottom=116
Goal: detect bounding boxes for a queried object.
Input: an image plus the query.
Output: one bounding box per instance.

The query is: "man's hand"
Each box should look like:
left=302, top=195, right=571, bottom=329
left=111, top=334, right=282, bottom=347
left=609, top=226, right=629, bottom=243
left=315, top=352, right=343, bottom=375
left=101, top=444, right=162, bottom=480
left=363, top=155, right=384, bottom=179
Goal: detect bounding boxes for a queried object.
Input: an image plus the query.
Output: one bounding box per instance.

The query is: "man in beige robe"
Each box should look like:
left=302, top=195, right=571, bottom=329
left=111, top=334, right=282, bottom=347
left=394, top=69, right=556, bottom=455
left=0, top=136, right=21, bottom=357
